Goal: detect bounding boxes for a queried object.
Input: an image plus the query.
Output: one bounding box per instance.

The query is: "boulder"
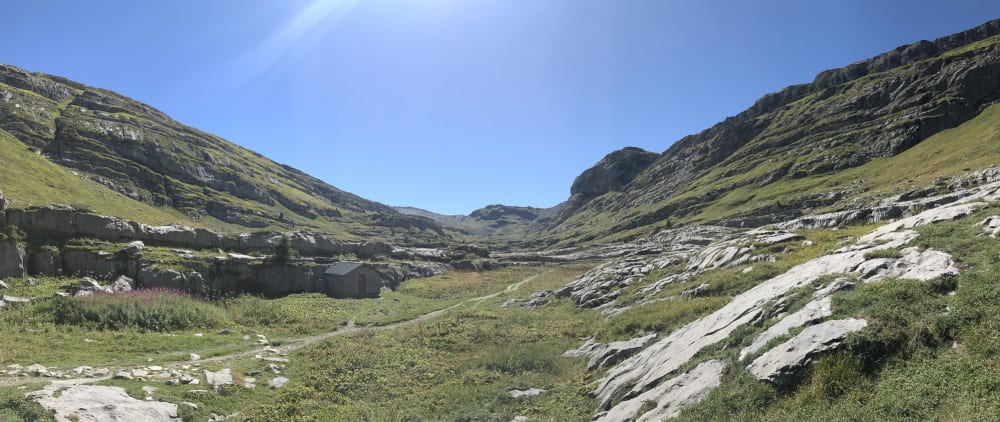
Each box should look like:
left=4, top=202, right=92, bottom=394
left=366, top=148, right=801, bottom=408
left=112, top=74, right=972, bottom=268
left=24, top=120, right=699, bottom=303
left=139, top=268, right=187, bottom=290
left=120, top=240, right=145, bottom=256
left=0, top=242, right=25, bottom=278
left=79, top=277, right=103, bottom=290
left=0, top=280, right=6, bottom=290
left=142, top=224, right=200, bottom=246
left=592, top=245, right=870, bottom=406
left=204, top=369, right=234, bottom=387
left=686, top=245, right=752, bottom=272
left=111, top=275, right=134, bottom=292
left=268, top=377, right=289, bottom=389
left=27, top=384, right=178, bottom=422
left=748, top=318, right=868, bottom=385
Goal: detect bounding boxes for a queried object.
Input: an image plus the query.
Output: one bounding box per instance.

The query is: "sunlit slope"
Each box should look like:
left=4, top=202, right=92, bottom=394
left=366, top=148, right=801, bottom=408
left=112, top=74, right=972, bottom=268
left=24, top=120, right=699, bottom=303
left=540, top=22, right=1000, bottom=246
left=0, top=65, right=447, bottom=243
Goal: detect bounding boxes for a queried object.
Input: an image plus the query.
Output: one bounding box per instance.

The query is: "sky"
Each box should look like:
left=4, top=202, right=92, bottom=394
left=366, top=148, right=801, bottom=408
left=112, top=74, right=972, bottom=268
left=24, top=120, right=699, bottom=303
left=2, top=1, right=998, bottom=215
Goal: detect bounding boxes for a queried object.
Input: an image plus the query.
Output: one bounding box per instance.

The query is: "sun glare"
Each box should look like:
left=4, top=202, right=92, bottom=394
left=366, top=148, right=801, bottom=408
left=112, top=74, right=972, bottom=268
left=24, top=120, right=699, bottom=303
left=229, top=0, right=362, bottom=90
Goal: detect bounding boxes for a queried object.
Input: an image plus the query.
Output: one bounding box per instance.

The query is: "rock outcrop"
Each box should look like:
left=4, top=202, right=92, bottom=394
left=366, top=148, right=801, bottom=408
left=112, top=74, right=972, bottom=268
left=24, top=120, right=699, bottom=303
left=563, top=333, right=657, bottom=370
left=27, top=383, right=179, bottom=422
left=596, top=360, right=726, bottom=422
left=570, top=147, right=660, bottom=198
left=0, top=241, right=24, bottom=278
left=587, top=186, right=996, bottom=416
left=747, top=318, right=869, bottom=385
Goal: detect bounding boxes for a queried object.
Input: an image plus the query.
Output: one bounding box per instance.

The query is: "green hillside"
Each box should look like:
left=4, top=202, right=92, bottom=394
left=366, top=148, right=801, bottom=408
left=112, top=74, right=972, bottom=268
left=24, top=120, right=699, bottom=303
left=0, top=65, right=448, bottom=244
left=534, top=22, right=1000, bottom=246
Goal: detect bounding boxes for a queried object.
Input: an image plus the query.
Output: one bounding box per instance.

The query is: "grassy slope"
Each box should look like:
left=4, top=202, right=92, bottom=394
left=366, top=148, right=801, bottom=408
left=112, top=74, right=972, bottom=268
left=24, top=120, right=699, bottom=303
left=544, top=34, right=1000, bottom=247
left=568, top=101, right=1000, bottom=247
left=0, top=128, right=197, bottom=226
left=0, top=73, right=451, bottom=242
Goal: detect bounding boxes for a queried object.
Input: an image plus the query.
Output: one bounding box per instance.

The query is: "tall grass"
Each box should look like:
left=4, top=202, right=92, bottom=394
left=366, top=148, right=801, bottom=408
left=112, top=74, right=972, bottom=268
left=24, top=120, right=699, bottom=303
left=51, top=288, right=225, bottom=332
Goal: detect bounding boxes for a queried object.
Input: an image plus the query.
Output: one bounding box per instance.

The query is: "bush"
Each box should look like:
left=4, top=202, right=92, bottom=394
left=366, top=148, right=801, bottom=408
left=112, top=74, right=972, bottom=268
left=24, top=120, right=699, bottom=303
left=51, top=288, right=225, bottom=331
left=0, top=387, right=53, bottom=421
left=863, top=248, right=903, bottom=260
left=270, top=235, right=295, bottom=265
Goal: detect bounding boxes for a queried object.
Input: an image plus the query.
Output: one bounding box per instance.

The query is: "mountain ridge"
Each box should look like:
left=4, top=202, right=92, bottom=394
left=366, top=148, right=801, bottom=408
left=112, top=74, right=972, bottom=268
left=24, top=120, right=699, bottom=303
left=466, top=17, right=1000, bottom=247
left=0, top=64, right=449, bottom=245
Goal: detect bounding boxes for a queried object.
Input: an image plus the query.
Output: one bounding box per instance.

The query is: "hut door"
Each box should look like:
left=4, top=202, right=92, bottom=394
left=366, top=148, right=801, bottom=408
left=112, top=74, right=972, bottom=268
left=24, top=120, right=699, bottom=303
left=358, top=273, right=367, bottom=295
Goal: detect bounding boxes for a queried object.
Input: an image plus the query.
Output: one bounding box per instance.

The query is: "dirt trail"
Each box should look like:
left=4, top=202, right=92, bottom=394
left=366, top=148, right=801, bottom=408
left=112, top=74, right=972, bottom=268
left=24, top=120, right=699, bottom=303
left=1, top=272, right=543, bottom=387
left=200, top=273, right=541, bottom=363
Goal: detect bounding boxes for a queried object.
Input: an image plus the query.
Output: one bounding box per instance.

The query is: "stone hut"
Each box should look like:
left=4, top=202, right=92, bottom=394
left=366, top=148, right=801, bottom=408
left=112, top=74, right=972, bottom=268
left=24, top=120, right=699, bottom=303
left=323, top=262, right=383, bottom=298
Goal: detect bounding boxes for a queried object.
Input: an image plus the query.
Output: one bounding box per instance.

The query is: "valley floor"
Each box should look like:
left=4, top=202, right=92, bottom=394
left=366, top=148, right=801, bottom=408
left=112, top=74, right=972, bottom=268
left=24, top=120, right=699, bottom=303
left=5, top=196, right=1000, bottom=421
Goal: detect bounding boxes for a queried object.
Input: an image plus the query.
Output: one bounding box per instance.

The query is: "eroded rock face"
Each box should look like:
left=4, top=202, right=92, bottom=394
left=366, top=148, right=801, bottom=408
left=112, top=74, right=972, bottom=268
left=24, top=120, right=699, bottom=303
left=747, top=318, right=868, bottom=385
left=0, top=242, right=25, bottom=278
left=778, top=191, right=970, bottom=230
left=28, top=248, right=60, bottom=276
left=75, top=212, right=136, bottom=240
left=5, top=205, right=75, bottom=235
left=62, top=250, right=116, bottom=278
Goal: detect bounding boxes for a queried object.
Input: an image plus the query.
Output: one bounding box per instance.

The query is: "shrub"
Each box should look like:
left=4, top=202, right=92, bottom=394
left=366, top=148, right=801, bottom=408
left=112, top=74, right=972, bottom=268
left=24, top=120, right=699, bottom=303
left=0, top=388, right=52, bottom=421
left=270, top=235, right=295, bottom=265
left=50, top=288, right=225, bottom=331
left=863, top=248, right=903, bottom=260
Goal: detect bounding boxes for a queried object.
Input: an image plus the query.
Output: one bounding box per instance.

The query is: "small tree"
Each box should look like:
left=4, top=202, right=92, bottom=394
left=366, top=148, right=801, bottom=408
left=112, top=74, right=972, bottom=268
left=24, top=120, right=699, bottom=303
left=271, top=235, right=294, bottom=265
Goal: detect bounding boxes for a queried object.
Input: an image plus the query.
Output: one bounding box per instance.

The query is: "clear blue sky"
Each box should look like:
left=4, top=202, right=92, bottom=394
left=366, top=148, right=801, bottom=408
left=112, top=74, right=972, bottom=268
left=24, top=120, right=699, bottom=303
left=2, top=1, right=997, bottom=214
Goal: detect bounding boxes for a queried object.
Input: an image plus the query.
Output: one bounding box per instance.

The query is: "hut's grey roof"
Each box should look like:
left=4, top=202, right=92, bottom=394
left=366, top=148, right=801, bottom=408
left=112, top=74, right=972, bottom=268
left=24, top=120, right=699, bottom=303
left=325, top=261, right=364, bottom=276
